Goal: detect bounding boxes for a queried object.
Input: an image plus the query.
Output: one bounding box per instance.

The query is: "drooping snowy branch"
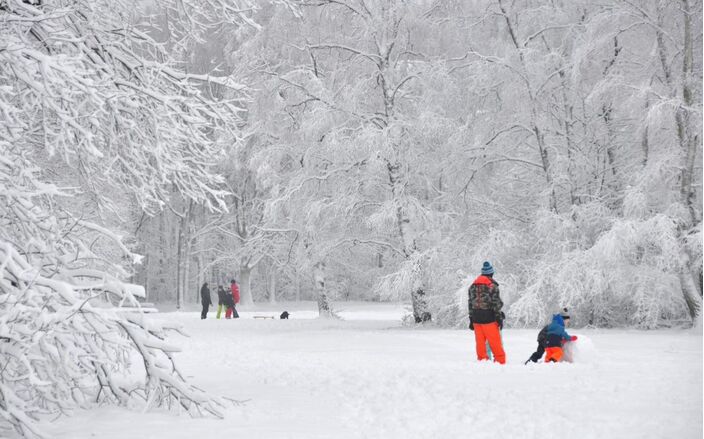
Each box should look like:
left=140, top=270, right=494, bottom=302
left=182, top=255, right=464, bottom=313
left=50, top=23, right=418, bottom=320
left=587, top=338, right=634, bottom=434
left=0, top=0, right=279, bottom=436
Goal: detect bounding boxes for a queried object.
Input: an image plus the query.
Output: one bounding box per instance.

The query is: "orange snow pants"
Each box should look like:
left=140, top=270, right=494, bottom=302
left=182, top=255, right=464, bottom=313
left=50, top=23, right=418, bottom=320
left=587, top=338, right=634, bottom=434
left=545, top=347, right=564, bottom=363
left=474, top=322, right=506, bottom=364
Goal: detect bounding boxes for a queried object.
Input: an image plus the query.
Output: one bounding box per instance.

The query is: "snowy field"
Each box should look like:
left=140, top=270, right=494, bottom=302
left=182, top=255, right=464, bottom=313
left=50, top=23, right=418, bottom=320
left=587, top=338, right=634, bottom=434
left=48, top=302, right=702, bottom=439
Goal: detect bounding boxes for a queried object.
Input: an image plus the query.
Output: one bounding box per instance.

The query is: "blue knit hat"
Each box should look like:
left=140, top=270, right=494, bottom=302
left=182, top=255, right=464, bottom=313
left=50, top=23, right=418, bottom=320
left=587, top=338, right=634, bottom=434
left=481, top=261, right=494, bottom=275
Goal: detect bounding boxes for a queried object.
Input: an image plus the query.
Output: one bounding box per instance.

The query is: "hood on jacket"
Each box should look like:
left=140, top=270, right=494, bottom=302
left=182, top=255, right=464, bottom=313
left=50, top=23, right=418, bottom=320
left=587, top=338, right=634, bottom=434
left=551, top=314, right=565, bottom=327
left=472, top=275, right=494, bottom=286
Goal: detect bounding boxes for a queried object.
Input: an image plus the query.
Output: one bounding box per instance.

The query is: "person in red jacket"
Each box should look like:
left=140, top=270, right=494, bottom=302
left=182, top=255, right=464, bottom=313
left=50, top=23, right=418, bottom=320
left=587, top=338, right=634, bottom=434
left=225, top=279, right=240, bottom=319
left=468, top=261, right=506, bottom=364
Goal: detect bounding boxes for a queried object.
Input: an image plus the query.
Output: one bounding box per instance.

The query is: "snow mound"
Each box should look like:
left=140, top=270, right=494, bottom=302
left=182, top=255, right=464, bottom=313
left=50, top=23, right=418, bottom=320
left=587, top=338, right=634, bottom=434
left=564, top=334, right=598, bottom=364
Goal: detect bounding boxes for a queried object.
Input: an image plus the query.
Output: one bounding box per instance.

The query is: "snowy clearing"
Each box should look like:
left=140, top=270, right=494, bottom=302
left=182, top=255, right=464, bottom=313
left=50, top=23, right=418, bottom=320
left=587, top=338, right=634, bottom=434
left=48, top=302, right=702, bottom=439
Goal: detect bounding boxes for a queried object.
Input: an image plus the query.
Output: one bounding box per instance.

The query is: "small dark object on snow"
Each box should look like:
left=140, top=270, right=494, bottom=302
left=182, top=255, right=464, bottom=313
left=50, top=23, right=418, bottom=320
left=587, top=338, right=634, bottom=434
left=280, top=311, right=289, bottom=319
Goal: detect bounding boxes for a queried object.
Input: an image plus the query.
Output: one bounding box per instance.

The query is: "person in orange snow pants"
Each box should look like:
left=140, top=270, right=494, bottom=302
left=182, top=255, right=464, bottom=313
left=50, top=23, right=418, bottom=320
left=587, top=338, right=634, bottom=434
left=544, top=346, right=563, bottom=363
left=473, top=322, right=506, bottom=364
left=468, top=261, right=506, bottom=364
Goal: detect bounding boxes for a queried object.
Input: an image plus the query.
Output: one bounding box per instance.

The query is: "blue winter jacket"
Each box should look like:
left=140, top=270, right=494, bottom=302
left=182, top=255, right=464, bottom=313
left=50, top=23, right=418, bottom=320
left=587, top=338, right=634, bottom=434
left=545, top=314, right=572, bottom=348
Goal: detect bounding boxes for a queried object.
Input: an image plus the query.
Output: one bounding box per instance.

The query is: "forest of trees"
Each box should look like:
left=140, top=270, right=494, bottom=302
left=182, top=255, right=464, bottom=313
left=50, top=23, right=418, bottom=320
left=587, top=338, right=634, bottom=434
left=131, top=0, right=703, bottom=328
left=1, top=0, right=701, bottom=436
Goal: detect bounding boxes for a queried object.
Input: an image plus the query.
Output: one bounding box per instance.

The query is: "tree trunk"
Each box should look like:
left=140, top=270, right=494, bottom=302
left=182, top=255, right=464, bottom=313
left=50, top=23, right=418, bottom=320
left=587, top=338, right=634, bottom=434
left=411, top=289, right=431, bottom=323
left=559, top=71, right=578, bottom=206
left=677, top=0, right=699, bottom=223
left=269, top=268, right=277, bottom=304
left=680, top=272, right=702, bottom=322
left=176, top=219, right=184, bottom=310
left=387, top=159, right=431, bottom=323
left=602, top=104, right=618, bottom=181
left=196, top=252, right=203, bottom=304
left=175, top=201, right=194, bottom=310
left=386, top=161, right=415, bottom=257
left=239, top=265, right=253, bottom=306
left=600, top=37, right=622, bottom=192
left=183, top=239, right=192, bottom=306
left=654, top=0, right=702, bottom=320
left=295, top=273, right=301, bottom=302
left=657, top=0, right=700, bottom=224
left=641, top=100, right=650, bottom=167
left=314, top=262, right=332, bottom=317
left=157, top=213, right=168, bottom=303
left=182, top=245, right=191, bottom=302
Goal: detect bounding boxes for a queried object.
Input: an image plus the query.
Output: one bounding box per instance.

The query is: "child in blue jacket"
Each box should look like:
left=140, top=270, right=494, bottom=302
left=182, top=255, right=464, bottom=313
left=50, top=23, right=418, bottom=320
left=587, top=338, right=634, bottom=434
left=544, top=310, right=577, bottom=362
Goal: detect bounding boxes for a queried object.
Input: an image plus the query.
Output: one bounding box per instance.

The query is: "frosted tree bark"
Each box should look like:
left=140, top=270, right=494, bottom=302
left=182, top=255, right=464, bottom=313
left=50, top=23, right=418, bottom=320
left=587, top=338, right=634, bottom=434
left=314, top=262, right=332, bottom=317
left=676, top=0, right=700, bottom=223
left=558, top=71, right=578, bottom=206
left=295, top=274, right=301, bottom=302
left=387, top=159, right=430, bottom=322
left=196, top=252, right=204, bottom=304
left=176, top=218, right=184, bottom=310
left=642, top=96, right=651, bottom=167
left=239, top=265, right=253, bottom=306
left=175, top=200, right=194, bottom=310
left=269, top=267, right=277, bottom=304
left=184, top=238, right=194, bottom=303
left=651, top=0, right=702, bottom=318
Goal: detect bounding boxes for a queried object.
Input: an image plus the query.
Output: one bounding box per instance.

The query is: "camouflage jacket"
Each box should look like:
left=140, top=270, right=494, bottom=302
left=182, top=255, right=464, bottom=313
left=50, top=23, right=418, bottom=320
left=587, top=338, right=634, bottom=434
left=468, top=275, right=503, bottom=324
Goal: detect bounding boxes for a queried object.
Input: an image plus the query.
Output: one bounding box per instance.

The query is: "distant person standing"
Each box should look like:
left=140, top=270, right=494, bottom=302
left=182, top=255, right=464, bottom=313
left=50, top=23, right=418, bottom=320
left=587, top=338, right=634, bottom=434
left=468, top=261, right=506, bottom=364
left=216, top=285, right=227, bottom=319
left=223, top=286, right=234, bottom=319
left=225, top=279, right=240, bottom=319
left=200, top=282, right=211, bottom=320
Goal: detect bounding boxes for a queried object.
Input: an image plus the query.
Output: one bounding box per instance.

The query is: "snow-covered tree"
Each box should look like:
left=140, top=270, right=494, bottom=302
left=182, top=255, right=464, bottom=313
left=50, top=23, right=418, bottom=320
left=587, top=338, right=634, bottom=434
left=455, top=0, right=703, bottom=328
left=0, top=0, right=267, bottom=436
left=109, top=0, right=701, bottom=329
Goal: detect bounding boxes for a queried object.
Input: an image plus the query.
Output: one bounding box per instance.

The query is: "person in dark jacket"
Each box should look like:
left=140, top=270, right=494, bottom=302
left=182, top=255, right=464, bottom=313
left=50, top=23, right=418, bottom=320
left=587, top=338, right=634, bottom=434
left=200, top=282, right=211, bottom=319
left=525, top=308, right=571, bottom=364
left=468, top=261, right=506, bottom=364
left=544, top=312, right=577, bottom=362
left=216, top=285, right=227, bottom=319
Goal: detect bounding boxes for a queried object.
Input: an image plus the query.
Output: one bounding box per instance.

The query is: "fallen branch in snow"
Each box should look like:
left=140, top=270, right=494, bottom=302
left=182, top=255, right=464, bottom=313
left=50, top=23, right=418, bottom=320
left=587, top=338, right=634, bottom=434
left=0, top=239, right=227, bottom=438
left=222, top=396, right=252, bottom=406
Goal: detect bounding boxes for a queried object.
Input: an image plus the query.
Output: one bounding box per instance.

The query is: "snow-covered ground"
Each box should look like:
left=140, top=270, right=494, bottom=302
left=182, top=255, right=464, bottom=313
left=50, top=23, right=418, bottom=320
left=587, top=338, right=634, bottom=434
left=48, top=302, right=702, bottom=439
